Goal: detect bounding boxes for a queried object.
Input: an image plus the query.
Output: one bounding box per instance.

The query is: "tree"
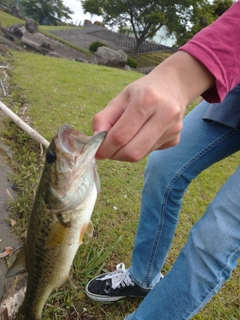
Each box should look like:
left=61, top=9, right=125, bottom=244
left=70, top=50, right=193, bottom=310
left=81, top=0, right=103, bottom=19
left=0, top=0, right=16, bottom=8
left=81, top=0, right=205, bottom=55
left=21, top=0, right=73, bottom=25
left=175, top=0, right=234, bottom=46
left=212, top=0, right=234, bottom=17
left=175, top=0, right=215, bottom=46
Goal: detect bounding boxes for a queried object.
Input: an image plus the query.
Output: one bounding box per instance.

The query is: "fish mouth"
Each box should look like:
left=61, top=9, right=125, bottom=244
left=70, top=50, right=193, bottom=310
left=56, top=125, right=106, bottom=157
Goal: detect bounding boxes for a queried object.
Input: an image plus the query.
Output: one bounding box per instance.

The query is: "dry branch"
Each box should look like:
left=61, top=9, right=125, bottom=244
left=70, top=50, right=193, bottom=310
left=0, top=80, right=7, bottom=96
left=0, top=100, right=50, bottom=148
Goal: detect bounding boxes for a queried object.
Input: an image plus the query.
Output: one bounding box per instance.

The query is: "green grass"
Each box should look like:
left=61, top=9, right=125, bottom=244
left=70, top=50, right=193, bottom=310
left=132, top=51, right=173, bottom=69
left=0, top=10, right=25, bottom=27
left=40, top=25, right=83, bottom=31
left=1, top=11, right=239, bottom=320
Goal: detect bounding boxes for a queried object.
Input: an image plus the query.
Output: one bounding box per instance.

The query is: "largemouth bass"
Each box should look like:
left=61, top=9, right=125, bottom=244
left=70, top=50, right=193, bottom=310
left=6, top=124, right=106, bottom=320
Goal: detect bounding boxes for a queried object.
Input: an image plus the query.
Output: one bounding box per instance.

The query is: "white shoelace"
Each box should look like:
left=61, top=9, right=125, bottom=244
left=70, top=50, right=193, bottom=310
left=99, top=262, right=135, bottom=289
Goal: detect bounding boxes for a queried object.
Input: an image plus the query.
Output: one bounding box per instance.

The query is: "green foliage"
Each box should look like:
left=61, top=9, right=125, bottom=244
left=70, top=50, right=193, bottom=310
left=175, top=0, right=234, bottom=46
left=89, top=40, right=107, bottom=52
left=72, top=236, right=122, bottom=284
left=212, top=0, right=234, bottom=17
left=0, top=0, right=9, bottom=7
left=94, top=20, right=105, bottom=27
left=81, top=0, right=102, bottom=17
left=20, top=0, right=73, bottom=25
left=127, top=56, right=137, bottom=68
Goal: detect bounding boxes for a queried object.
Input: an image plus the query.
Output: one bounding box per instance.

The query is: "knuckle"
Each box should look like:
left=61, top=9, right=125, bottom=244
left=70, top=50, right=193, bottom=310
left=126, top=149, right=143, bottom=162
left=110, top=128, right=128, bottom=146
left=173, top=121, right=183, bottom=135
left=173, top=136, right=181, bottom=146
left=142, top=88, right=161, bottom=108
left=169, top=135, right=181, bottom=147
left=92, top=112, right=101, bottom=126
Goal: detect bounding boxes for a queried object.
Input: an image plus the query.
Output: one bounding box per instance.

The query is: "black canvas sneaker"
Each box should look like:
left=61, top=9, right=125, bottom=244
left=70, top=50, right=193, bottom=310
left=85, top=262, right=160, bottom=303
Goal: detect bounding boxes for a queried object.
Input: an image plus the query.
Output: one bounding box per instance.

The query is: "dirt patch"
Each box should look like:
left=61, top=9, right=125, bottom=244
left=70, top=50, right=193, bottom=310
left=0, top=110, right=20, bottom=302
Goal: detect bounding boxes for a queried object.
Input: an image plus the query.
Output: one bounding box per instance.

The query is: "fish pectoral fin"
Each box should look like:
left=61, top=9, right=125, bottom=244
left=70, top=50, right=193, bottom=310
left=85, top=220, right=94, bottom=237
left=46, top=221, right=68, bottom=248
left=61, top=277, right=77, bottom=290
left=79, top=221, right=94, bottom=244
left=6, top=246, right=27, bottom=278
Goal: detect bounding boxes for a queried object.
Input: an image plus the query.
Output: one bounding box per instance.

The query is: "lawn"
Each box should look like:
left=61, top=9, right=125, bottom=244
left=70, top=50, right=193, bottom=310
left=132, top=51, right=173, bottom=69
left=0, top=9, right=24, bottom=27
left=0, top=9, right=239, bottom=320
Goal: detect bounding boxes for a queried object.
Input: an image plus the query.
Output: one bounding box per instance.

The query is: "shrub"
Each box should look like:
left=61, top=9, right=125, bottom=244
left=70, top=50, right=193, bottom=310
left=89, top=41, right=107, bottom=52
left=94, top=21, right=105, bottom=27
left=127, top=56, right=138, bottom=68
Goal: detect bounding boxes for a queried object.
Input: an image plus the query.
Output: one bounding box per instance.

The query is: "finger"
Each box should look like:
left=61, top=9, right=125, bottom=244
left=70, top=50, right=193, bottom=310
left=96, top=92, right=155, bottom=159
left=92, top=93, right=127, bottom=135
left=108, top=111, right=183, bottom=162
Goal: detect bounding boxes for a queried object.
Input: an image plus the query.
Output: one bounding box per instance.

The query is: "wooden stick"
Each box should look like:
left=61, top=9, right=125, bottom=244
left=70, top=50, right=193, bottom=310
left=0, top=100, right=50, bottom=148
left=0, top=80, right=7, bottom=96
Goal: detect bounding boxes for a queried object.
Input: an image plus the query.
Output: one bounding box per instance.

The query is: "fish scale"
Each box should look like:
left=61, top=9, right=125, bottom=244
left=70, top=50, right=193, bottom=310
left=6, top=125, right=106, bottom=320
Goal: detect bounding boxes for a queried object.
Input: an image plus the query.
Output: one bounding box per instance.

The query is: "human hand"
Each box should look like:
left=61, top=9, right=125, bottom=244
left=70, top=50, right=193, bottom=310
left=93, top=51, right=215, bottom=162
left=93, top=77, right=185, bottom=161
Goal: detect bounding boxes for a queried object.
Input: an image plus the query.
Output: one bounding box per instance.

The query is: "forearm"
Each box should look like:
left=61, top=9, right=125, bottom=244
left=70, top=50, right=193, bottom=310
left=149, top=51, right=215, bottom=108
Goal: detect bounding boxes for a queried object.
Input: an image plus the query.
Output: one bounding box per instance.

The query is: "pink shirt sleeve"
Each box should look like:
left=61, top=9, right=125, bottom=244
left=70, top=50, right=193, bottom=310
left=179, top=1, right=240, bottom=103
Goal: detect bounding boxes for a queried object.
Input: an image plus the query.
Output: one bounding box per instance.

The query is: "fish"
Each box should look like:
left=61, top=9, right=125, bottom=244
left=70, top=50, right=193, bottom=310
left=6, top=124, right=106, bottom=320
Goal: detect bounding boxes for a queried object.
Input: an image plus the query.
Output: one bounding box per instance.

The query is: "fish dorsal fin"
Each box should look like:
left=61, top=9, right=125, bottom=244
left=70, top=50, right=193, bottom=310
left=5, top=246, right=27, bottom=278
left=79, top=221, right=94, bottom=244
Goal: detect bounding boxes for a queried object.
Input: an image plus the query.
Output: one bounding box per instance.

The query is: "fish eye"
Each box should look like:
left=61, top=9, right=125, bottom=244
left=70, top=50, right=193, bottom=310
left=46, top=150, right=56, bottom=163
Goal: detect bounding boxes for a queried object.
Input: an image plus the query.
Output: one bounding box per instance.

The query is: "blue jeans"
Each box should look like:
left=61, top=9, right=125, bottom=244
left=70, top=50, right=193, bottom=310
left=125, top=100, right=240, bottom=319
